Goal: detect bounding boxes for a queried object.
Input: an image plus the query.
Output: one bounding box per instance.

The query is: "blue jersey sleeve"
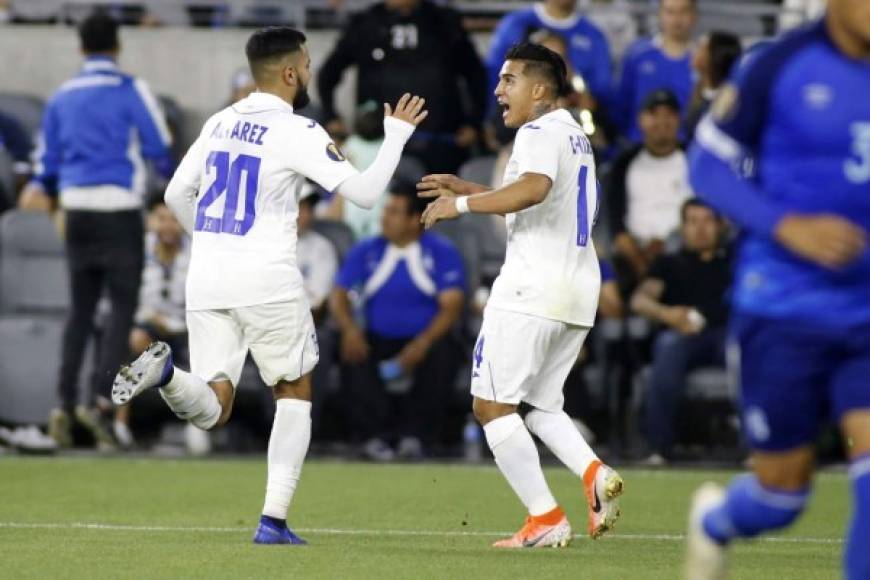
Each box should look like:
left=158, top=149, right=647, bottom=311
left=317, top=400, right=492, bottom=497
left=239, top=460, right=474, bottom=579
left=689, top=31, right=818, bottom=236
left=584, top=25, right=613, bottom=106
left=336, top=241, right=370, bottom=290
left=32, top=98, right=61, bottom=196
left=432, top=241, right=466, bottom=293
left=129, top=78, right=175, bottom=179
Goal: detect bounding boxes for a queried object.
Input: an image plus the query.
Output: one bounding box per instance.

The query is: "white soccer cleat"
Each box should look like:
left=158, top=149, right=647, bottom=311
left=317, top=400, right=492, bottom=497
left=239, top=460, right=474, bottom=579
left=583, top=460, right=624, bottom=539
left=111, top=342, right=172, bottom=406
left=686, top=482, right=728, bottom=580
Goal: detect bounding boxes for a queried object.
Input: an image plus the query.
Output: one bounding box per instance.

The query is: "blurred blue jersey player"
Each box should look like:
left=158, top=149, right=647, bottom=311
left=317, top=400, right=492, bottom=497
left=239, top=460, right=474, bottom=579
left=685, top=1, right=870, bottom=578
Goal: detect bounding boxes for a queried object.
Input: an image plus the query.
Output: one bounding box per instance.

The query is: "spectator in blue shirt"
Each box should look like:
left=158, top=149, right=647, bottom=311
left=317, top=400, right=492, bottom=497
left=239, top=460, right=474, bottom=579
left=19, top=11, right=174, bottom=450
left=614, top=0, right=697, bottom=141
left=330, top=181, right=466, bottom=461
left=486, top=0, right=612, bottom=111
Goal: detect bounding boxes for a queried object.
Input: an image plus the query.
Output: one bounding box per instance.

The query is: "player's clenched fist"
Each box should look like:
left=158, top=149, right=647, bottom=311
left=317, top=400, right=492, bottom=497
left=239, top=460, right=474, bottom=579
left=421, top=196, right=460, bottom=230
left=384, top=93, right=428, bottom=126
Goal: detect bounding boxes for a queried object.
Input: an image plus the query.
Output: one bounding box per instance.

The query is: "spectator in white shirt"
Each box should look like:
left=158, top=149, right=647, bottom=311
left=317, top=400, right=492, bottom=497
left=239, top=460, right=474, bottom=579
left=114, top=195, right=190, bottom=447
left=297, top=190, right=338, bottom=319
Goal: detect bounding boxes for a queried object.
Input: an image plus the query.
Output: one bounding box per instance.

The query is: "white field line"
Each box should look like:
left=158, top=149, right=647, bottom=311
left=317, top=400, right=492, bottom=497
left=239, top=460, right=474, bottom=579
left=0, top=521, right=843, bottom=545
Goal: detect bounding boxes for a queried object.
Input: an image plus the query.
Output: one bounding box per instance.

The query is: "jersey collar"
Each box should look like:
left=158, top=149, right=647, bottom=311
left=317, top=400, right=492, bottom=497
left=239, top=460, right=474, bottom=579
left=533, top=2, right=581, bottom=29
left=82, top=56, right=119, bottom=73
left=535, top=108, right=575, bottom=125
left=240, top=91, right=294, bottom=113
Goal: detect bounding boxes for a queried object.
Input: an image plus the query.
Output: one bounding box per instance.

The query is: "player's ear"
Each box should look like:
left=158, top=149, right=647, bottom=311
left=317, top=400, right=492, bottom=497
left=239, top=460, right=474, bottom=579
left=531, top=82, right=547, bottom=101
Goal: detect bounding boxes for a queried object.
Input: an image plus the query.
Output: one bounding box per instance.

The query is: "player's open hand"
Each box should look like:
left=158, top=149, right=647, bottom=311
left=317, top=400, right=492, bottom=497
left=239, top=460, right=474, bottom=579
left=421, top=196, right=459, bottom=229
left=775, top=214, right=867, bottom=269
left=384, top=93, right=428, bottom=126
left=417, top=174, right=484, bottom=199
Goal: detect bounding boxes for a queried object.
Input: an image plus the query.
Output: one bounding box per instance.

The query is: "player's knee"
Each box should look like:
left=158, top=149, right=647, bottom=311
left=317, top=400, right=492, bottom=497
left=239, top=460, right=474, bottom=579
left=472, top=398, right=514, bottom=426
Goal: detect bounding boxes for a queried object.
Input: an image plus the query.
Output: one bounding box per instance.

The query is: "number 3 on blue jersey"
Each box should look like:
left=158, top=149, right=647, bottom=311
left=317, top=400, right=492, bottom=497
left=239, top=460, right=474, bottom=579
left=576, top=166, right=599, bottom=247
left=195, top=151, right=261, bottom=236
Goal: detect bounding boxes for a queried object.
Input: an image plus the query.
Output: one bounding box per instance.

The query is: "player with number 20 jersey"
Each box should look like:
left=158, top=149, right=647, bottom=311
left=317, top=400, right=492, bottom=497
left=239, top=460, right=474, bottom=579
left=110, top=27, right=428, bottom=545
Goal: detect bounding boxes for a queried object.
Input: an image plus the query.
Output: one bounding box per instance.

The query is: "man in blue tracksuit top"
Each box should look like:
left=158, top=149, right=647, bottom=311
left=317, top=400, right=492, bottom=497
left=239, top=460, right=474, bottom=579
left=614, top=0, right=696, bottom=142
left=21, top=12, right=173, bottom=448
left=485, top=0, right=612, bottom=110
left=683, top=2, right=870, bottom=578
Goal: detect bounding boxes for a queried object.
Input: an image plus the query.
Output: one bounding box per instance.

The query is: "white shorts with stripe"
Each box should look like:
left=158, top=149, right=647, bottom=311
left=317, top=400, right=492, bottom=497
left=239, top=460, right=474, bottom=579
left=470, top=307, right=590, bottom=411
left=186, top=298, right=318, bottom=388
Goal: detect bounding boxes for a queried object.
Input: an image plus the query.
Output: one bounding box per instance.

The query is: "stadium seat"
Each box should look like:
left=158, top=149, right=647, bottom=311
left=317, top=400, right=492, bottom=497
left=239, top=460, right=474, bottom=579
left=312, top=219, right=355, bottom=262
left=0, top=316, right=63, bottom=424
left=432, top=216, right=481, bottom=296
left=458, top=155, right=496, bottom=188
left=0, top=93, right=45, bottom=140
left=0, top=210, right=69, bottom=314
left=0, top=149, right=16, bottom=209
left=395, top=155, right=426, bottom=183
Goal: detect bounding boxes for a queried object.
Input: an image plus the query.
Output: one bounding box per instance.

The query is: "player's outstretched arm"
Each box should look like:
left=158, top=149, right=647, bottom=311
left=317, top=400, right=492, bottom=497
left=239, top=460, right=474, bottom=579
left=335, top=94, right=427, bottom=209
left=421, top=172, right=550, bottom=229
left=416, top=174, right=488, bottom=199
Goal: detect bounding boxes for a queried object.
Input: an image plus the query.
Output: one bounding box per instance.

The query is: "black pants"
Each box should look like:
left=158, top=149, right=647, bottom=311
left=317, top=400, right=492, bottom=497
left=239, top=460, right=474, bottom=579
left=58, top=210, right=144, bottom=411
left=342, top=333, right=458, bottom=446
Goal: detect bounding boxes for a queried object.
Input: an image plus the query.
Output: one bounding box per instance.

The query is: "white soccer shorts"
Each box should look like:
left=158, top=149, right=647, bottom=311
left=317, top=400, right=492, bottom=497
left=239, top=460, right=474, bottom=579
left=186, top=298, right=319, bottom=388
left=470, top=307, right=590, bottom=411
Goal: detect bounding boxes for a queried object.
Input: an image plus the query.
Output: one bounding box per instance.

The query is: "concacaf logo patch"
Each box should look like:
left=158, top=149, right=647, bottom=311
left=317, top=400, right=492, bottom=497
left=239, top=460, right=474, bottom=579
left=326, top=142, right=346, bottom=162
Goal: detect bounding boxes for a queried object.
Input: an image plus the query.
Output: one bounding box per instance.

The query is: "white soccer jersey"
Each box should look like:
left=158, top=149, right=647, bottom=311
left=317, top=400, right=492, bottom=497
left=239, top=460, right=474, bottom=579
left=170, top=92, right=358, bottom=311
left=486, top=108, right=601, bottom=327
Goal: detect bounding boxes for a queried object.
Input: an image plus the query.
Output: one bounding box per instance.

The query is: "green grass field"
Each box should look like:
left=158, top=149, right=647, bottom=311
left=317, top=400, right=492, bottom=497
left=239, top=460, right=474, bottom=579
left=0, top=457, right=847, bottom=579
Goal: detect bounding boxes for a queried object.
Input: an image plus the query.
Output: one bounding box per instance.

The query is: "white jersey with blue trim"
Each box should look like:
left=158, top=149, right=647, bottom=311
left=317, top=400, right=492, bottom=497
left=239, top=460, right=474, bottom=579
left=486, top=108, right=601, bottom=327
left=170, top=92, right=358, bottom=311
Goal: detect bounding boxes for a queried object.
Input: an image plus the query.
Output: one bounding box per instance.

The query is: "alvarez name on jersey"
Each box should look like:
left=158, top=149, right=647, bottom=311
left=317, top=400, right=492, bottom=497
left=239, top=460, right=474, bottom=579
left=170, top=91, right=357, bottom=311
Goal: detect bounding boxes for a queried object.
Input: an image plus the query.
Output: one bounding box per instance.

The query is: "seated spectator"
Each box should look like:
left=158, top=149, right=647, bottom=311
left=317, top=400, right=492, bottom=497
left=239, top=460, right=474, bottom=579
left=330, top=182, right=465, bottom=461
left=0, top=109, right=33, bottom=211
left=598, top=259, right=624, bottom=320
left=614, top=0, right=696, bottom=141
left=485, top=0, right=613, bottom=110
left=114, top=195, right=190, bottom=448
left=607, top=89, right=693, bottom=292
left=685, top=31, right=741, bottom=140
left=225, top=68, right=257, bottom=108
left=297, top=187, right=339, bottom=437
left=298, top=190, right=338, bottom=320
left=630, top=199, right=732, bottom=465
left=324, top=102, right=388, bottom=239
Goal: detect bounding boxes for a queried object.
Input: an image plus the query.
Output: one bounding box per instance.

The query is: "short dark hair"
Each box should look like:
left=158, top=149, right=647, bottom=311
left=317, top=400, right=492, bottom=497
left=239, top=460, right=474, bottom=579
left=79, top=11, right=119, bottom=54
left=707, top=31, right=742, bottom=88
left=245, top=27, right=307, bottom=82
left=681, top=198, right=719, bottom=222
left=389, top=178, right=428, bottom=217
left=504, top=41, right=571, bottom=98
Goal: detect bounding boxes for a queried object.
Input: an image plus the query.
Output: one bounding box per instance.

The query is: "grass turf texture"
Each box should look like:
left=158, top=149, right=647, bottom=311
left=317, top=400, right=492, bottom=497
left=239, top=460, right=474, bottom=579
left=0, top=458, right=846, bottom=579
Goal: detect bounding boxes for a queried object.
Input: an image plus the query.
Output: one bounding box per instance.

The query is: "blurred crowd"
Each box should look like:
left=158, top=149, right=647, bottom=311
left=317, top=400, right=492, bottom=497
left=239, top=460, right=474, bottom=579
left=0, top=0, right=817, bottom=462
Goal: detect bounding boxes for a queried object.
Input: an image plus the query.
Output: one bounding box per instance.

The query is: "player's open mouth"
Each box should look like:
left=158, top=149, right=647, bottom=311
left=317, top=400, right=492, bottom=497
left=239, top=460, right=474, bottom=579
left=499, top=102, right=510, bottom=119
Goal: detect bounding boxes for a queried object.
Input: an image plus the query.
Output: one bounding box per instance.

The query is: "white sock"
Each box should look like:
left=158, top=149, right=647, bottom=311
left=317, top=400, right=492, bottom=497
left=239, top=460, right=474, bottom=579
left=158, top=368, right=222, bottom=430
left=483, top=413, right=557, bottom=516
left=262, top=398, right=312, bottom=521
left=525, top=409, right=598, bottom=478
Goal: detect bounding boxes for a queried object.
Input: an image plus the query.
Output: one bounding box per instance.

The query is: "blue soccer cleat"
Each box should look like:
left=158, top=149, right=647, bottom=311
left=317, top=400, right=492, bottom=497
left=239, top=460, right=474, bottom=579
left=252, top=517, right=307, bottom=545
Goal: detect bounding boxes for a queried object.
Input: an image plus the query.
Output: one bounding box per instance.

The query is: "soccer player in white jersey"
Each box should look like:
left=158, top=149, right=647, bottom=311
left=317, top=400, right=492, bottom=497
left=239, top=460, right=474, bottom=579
left=419, top=42, right=624, bottom=548
left=110, top=27, right=427, bottom=545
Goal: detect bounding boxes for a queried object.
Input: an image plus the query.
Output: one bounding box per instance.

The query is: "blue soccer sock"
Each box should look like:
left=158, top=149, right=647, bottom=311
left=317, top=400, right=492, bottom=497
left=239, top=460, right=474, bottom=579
left=702, top=474, right=809, bottom=545
left=846, top=454, right=870, bottom=580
